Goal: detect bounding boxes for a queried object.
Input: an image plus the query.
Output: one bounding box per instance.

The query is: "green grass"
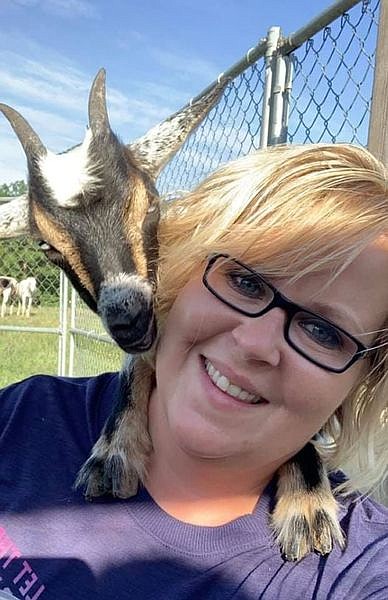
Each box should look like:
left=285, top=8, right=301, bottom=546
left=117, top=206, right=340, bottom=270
left=0, top=305, right=60, bottom=388
left=69, top=335, right=124, bottom=377
left=0, top=305, right=123, bottom=388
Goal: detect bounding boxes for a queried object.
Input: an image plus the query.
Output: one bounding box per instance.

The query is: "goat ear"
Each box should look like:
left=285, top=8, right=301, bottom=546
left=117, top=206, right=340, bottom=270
left=0, top=103, right=46, bottom=160
left=88, top=68, right=112, bottom=137
left=128, top=81, right=227, bottom=179
left=0, top=195, right=29, bottom=239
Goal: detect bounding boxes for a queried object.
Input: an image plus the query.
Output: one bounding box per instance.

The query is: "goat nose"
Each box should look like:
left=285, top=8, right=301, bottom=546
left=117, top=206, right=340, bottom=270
left=107, top=307, right=156, bottom=353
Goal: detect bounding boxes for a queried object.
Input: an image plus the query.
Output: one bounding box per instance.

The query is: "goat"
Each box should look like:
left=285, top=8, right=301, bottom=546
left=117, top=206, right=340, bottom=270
left=0, top=276, right=17, bottom=318
left=0, top=70, right=343, bottom=561
left=14, top=276, right=37, bottom=317
left=0, top=68, right=226, bottom=486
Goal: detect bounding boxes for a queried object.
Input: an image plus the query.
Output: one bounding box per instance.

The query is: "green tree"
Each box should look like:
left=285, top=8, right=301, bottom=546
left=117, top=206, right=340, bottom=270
left=0, top=180, right=27, bottom=197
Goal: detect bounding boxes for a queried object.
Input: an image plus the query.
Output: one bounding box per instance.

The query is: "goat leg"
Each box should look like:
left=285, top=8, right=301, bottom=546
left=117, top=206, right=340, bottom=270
left=271, top=442, right=345, bottom=561
left=75, top=357, right=152, bottom=498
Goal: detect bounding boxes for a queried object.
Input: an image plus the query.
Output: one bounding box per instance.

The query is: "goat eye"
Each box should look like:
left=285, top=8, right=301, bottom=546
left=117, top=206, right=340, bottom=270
left=37, top=240, right=53, bottom=251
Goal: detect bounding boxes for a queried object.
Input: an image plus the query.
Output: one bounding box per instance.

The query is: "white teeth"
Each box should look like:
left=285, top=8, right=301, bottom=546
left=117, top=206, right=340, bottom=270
left=217, top=375, right=229, bottom=392
left=204, top=359, right=261, bottom=404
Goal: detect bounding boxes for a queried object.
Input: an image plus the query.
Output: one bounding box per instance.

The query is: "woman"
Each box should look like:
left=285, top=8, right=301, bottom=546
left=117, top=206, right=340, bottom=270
left=0, top=143, right=387, bottom=599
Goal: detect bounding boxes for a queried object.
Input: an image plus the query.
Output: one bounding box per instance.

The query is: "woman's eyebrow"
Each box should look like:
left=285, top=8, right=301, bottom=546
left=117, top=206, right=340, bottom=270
left=307, top=301, right=364, bottom=333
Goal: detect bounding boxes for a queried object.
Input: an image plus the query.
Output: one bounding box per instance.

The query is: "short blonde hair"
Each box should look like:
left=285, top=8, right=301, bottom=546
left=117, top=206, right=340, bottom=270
left=155, top=143, right=388, bottom=497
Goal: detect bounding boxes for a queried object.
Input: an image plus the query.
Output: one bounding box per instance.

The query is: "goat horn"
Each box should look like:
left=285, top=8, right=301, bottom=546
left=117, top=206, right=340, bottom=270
left=88, top=68, right=111, bottom=136
left=128, top=80, right=228, bottom=179
left=0, top=103, right=46, bottom=159
left=0, top=195, right=29, bottom=239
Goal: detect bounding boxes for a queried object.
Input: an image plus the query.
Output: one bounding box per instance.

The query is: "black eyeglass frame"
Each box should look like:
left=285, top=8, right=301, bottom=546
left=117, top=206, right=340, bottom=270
left=202, top=253, right=370, bottom=374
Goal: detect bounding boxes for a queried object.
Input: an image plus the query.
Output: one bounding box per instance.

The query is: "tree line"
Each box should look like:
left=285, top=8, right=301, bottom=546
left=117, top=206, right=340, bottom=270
left=0, top=180, right=27, bottom=197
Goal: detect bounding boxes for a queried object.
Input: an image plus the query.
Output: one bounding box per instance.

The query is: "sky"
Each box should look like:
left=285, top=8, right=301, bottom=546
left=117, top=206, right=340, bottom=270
left=0, top=0, right=359, bottom=184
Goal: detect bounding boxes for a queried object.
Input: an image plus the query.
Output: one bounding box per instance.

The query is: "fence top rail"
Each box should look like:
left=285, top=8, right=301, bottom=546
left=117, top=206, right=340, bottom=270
left=189, top=38, right=267, bottom=105
left=281, top=0, right=363, bottom=54
left=0, top=325, right=61, bottom=334
left=188, top=0, right=364, bottom=106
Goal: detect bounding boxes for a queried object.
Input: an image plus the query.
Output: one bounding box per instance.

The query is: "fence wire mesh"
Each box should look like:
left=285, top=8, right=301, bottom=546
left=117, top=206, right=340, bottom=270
left=286, top=0, right=379, bottom=145
left=0, top=238, right=61, bottom=387
left=0, top=0, right=382, bottom=387
left=158, top=0, right=379, bottom=195
left=158, top=62, right=266, bottom=194
left=69, top=294, right=123, bottom=377
left=0, top=238, right=60, bottom=308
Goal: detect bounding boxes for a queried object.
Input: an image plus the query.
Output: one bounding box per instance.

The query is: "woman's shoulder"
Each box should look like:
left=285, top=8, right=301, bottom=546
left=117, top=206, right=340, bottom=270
left=334, top=481, right=388, bottom=583
left=331, top=471, right=388, bottom=530
left=328, top=471, right=388, bottom=534
left=0, top=371, right=122, bottom=442
left=343, top=489, right=388, bottom=530
left=1, top=371, right=120, bottom=393
left=0, top=371, right=121, bottom=404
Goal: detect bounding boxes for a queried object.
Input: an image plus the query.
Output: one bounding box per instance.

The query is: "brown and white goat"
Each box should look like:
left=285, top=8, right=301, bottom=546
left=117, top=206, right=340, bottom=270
left=0, top=70, right=344, bottom=561
left=0, top=276, right=17, bottom=318
left=0, top=66, right=227, bottom=489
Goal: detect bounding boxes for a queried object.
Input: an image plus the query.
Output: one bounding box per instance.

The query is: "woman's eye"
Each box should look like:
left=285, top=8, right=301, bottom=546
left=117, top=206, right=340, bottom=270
left=299, top=319, right=343, bottom=350
left=227, top=271, right=267, bottom=299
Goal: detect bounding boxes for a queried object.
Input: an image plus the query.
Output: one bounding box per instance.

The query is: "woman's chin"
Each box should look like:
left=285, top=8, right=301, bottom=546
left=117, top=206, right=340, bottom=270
left=171, top=420, right=244, bottom=461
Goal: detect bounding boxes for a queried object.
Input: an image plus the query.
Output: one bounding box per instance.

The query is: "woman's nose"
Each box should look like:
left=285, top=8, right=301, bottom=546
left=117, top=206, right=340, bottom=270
left=231, top=307, right=286, bottom=366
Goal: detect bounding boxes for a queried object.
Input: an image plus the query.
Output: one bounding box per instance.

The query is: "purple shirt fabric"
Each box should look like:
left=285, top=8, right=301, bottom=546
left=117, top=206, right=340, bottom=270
left=0, top=373, right=387, bottom=600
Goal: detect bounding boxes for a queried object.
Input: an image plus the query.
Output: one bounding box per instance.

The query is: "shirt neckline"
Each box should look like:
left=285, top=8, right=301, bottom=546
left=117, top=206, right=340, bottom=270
left=124, top=480, right=277, bottom=555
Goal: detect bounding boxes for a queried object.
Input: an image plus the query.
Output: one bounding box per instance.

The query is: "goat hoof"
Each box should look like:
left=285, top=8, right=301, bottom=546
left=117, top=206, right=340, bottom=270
left=103, top=454, right=139, bottom=498
left=311, top=509, right=336, bottom=555
left=75, top=443, right=139, bottom=499
left=272, top=495, right=344, bottom=561
left=75, top=455, right=107, bottom=498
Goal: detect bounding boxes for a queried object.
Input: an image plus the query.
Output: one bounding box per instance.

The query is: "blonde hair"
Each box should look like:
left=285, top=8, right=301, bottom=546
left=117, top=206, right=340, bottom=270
left=155, top=143, right=388, bottom=498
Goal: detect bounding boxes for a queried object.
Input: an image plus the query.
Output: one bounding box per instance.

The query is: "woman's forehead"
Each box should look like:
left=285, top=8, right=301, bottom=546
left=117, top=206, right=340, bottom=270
left=373, top=233, right=388, bottom=251
left=277, top=243, right=388, bottom=336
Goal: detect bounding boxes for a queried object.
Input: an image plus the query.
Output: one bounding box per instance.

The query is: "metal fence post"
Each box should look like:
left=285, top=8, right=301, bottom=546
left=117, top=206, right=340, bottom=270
left=368, top=0, right=388, bottom=163
left=367, top=0, right=388, bottom=507
left=68, top=287, right=77, bottom=376
left=281, top=56, right=294, bottom=143
left=268, top=52, right=294, bottom=146
left=260, top=27, right=281, bottom=148
left=58, top=271, right=68, bottom=376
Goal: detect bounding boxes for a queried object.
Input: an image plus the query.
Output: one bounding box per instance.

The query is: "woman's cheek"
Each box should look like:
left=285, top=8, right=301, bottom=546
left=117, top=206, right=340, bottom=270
left=282, top=369, right=347, bottom=423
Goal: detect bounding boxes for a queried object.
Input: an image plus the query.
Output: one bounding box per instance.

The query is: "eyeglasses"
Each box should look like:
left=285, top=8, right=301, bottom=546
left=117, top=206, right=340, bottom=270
left=203, top=253, right=370, bottom=373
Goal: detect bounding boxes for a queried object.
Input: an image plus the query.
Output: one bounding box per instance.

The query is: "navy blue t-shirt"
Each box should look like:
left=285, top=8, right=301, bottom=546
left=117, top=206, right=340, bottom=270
left=0, top=373, right=387, bottom=599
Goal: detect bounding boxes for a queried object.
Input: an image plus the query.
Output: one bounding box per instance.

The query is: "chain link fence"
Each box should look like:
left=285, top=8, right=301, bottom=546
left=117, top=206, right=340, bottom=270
left=0, top=234, right=63, bottom=387
left=69, top=290, right=123, bottom=377
left=0, top=0, right=382, bottom=386
left=287, top=1, right=379, bottom=145
left=158, top=0, right=379, bottom=194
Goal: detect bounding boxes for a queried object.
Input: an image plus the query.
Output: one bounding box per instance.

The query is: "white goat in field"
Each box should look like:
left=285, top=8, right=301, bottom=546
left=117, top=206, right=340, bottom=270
left=0, top=276, right=17, bottom=318
left=15, top=277, right=37, bottom=317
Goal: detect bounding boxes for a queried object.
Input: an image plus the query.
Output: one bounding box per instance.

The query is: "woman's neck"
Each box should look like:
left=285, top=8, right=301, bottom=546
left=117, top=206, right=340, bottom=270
left=145, top=450, right=271, bottom=526
left=145, top=398, right=277, bottom=525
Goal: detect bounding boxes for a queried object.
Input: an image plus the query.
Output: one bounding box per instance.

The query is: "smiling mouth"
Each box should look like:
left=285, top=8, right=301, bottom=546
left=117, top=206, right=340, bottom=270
left=204, top=358, right=266, bottom=405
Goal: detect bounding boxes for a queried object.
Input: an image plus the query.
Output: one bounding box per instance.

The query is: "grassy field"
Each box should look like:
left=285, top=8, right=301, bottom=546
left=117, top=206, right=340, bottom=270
left=0, top=305, right=123, bottom=388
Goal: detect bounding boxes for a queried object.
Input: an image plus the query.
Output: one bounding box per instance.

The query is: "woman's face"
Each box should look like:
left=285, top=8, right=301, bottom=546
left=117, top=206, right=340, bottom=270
left=150, top=241, right=388, bottom=471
